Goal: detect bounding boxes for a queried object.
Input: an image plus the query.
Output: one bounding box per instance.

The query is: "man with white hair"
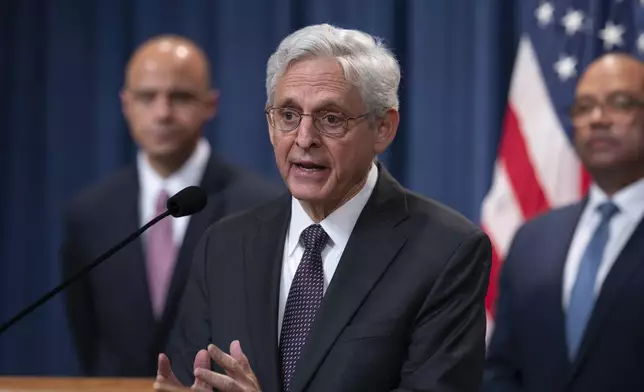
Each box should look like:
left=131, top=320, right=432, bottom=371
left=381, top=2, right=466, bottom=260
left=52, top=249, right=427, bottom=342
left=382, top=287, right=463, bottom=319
left=156, top=24, right=492, bottom=392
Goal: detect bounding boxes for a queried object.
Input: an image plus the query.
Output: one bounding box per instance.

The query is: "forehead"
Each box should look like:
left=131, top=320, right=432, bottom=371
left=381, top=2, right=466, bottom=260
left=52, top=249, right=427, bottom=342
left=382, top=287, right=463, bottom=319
left=576, top=57, right=644, bottom=98
left=274, top=57, right=364, bottom=110
left=128, top=57, right=205, bottom=91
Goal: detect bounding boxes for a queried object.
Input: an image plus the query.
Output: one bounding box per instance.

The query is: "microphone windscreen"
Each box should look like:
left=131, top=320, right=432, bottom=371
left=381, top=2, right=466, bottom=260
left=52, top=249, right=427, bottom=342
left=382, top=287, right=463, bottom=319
left=167, top=186, right=207, bottom=217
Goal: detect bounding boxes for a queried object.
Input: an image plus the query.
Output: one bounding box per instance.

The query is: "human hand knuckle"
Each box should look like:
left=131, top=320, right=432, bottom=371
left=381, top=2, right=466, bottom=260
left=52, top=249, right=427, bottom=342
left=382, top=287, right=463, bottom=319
left=224, top=378, right=235, bottom=390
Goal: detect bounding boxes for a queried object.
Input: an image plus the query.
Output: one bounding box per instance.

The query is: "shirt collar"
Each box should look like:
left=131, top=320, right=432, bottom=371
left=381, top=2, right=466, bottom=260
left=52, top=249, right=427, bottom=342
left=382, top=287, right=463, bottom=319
left=286, top=162, right=379, bottom=256
left=137, top=138, right=211, bottom=199
left=586, top=177, right=644, bottom=218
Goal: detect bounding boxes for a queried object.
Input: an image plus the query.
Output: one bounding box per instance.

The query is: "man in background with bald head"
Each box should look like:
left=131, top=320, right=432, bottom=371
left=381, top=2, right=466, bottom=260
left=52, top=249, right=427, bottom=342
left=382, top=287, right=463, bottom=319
left=61, top=35, right=282, bottom=377
left=484, top=53, right=644, bottom=391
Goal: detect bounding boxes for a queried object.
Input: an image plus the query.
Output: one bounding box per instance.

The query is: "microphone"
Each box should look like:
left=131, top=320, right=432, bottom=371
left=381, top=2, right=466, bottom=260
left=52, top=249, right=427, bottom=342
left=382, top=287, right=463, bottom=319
left=0, top=185, right=207, bottom=336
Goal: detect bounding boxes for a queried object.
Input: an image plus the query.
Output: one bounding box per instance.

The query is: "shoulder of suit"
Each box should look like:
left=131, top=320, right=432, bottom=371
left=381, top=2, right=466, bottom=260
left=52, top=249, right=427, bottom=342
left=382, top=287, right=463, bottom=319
left=402, top=189, right=485, bottom=240
left=502, top=202, right=585, bottom=260
left=202, top=156, right=285, bottom=199
left=207, top=184, right=489, bottom=239
left=64, top=165, right=137, bottom=219
left=203, top=192, right=288, bottom=237
left=517, top=201, right=584, bottom=235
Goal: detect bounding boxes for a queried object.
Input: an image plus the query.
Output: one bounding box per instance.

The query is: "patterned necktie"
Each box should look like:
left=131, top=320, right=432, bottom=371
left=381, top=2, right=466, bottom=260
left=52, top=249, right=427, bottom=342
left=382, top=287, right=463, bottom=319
left=279, top=224, right=329, bottom=392
left=566, top=201, right=619, bottom=359
left=145, top=189, right=177, bottom=319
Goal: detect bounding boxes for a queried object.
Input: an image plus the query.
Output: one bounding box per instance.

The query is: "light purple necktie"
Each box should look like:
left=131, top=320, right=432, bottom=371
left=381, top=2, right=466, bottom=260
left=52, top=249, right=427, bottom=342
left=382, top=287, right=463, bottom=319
left=146, top=189, right=177, bottom=319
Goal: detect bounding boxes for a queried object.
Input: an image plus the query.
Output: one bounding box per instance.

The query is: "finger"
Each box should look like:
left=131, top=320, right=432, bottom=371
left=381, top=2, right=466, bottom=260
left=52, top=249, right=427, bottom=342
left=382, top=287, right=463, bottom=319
left=153, top=381, right=209, bottom=392
left=195, top=368, right=243, bottom=392
left=229, top=341, right=260, bottom=387
left=152, top=381, right=187, bottom=391
left=157, top=353, right=181, bottom=386
left=229, top=341, right=251, bottom=374
left=194, top=349, right=211, bottom=370
left=207, top=344, right=244, bottom=378
left=192, top=349, right=210, bottom=389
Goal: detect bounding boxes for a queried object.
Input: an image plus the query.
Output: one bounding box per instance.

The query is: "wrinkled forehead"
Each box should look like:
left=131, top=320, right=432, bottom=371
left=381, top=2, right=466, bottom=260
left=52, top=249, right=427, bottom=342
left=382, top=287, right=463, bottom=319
left=274, top=57, right=365, bottom=111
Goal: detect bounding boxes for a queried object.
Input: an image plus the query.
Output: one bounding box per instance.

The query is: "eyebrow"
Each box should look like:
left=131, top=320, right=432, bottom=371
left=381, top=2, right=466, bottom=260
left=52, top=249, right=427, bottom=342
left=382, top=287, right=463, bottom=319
left=575, top=91, right=635, bottom=100
left=136, top=87, right=194, bottom=93
left=275, top=98, right=347, bottom=113
left=131, top=88, right=202, bottom=99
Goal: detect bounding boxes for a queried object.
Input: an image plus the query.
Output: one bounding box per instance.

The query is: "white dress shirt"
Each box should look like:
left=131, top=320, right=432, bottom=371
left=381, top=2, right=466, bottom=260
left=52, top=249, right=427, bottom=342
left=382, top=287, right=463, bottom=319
left=562, top=178, right=644, bottom=309
left=278, top=162, right=379, bottom=338
left=137, top=138, right=211, bottom=248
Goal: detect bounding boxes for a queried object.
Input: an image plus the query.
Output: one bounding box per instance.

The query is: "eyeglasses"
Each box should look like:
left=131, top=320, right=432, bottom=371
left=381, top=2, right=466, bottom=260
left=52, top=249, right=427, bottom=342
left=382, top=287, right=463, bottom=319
left=265, top=107, right=369, bottom=137
left=568, top=93, right=644, bottom=127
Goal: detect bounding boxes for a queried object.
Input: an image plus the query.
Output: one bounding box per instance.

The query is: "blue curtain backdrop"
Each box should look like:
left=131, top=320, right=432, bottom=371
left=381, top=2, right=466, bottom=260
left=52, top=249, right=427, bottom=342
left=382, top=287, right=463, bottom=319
left=0, top=0, right=517, bottom=375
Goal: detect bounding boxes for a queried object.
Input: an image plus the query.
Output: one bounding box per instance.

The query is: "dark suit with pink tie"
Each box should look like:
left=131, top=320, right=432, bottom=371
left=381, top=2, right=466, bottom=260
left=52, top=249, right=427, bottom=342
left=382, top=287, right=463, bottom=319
left=61, top=154, right=282, bottom=377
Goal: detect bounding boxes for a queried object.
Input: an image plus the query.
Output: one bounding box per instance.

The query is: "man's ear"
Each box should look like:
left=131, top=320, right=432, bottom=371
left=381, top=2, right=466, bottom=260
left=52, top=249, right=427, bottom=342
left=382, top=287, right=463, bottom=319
left=204, top=89, right=220, bottom=119
left=119, top=89, right=130, bottom=118
left=264, top=106, right=277, bottom=147
left=374, top=108, right=399, bottom=154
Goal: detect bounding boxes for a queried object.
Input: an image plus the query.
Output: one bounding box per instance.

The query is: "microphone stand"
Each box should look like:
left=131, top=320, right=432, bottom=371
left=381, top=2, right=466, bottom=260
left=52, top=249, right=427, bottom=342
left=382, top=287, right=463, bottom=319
left=0, top=210, right=171, bottom=335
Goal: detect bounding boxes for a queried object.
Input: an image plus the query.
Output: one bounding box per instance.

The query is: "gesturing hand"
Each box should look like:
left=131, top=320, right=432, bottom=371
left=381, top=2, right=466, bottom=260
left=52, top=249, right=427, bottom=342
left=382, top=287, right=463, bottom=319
left=193, top=340, right=261, bottom=392
left=154, top=348, right=211, bottom=391
left=154, top=340, right=261, bottom=392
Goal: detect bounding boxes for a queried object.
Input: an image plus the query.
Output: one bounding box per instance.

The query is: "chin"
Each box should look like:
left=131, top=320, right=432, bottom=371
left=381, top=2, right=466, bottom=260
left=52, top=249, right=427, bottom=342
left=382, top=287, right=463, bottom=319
left=584, top=153, right=619, bottom=167
left=147, top=142, right=187, bottom=156
left=287, top=182, right=328, bottom=203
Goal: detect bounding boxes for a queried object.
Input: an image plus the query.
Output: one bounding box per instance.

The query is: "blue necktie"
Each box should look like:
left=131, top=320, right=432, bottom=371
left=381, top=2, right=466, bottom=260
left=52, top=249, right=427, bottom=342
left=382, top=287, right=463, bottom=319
left=566, top=201, right=619, bottom=359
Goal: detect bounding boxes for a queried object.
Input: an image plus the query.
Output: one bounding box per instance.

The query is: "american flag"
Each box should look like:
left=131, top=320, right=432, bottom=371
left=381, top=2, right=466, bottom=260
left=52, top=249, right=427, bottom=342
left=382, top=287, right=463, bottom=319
left=481, top=0, right=644, bottom=340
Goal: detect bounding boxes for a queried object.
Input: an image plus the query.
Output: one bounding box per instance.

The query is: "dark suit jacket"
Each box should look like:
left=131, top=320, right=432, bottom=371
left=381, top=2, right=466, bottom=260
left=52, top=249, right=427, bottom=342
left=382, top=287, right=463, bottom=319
left=167, top=164, right=492, bottom=392
left=61, top=154, right=283, bottom=377
left=483, top=201, right=644, bottom=392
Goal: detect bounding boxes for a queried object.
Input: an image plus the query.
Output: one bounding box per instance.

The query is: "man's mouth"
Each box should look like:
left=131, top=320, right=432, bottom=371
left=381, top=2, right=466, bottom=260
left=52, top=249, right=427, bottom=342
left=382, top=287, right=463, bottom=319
left=293, top=162, right=327, bottom=171
left=587, top=136, right=618, bottom=149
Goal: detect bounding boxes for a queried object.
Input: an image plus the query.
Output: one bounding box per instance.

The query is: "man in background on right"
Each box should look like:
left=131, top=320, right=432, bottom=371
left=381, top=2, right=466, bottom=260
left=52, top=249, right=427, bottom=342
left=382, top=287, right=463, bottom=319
left=484, top=53, right=644, bottom=391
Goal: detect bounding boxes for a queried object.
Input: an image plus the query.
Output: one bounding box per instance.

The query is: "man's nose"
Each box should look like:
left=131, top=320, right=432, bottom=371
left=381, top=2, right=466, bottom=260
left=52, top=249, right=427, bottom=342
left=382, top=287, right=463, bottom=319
left=295, top=115, right=321, bottom=148
left=588, top=104, right=612, bottom=125
left=153, top=96, right=173, bottom=120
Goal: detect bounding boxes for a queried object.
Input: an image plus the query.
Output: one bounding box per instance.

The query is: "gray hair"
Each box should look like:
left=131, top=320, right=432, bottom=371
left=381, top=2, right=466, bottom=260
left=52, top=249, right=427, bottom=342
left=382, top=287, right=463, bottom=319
left=266, top=24, right=400, bottom=117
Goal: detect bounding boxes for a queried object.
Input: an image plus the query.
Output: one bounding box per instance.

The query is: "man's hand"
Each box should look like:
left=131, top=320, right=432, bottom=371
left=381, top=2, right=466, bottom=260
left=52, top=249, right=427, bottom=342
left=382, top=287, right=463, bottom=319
left=192, top=340, right=261, bottom=392
left=154, top=349, right=212, bottom=391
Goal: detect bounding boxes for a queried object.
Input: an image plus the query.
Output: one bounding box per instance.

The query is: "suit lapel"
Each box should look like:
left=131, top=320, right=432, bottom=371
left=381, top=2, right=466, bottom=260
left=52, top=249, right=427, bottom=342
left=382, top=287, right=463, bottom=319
left=244, top=196, right=291, bottom=392
left=157, top=156, right=233, bottom=342
left=289, top=166, right=411, bottom=392
left=115, top=168, right=157, bottom=329
left=535, top=203, right=585, bottom=386
left=571, top=215, right=644, bottom=377
left=161, top=156, right=227, bottom=326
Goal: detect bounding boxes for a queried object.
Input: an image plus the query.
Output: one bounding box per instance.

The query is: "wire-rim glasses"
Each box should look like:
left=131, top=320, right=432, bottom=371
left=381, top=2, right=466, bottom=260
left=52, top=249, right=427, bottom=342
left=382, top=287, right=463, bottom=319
left=265, top=107, right=369, bottom=137
left=568, top=93, right=644, bottom=127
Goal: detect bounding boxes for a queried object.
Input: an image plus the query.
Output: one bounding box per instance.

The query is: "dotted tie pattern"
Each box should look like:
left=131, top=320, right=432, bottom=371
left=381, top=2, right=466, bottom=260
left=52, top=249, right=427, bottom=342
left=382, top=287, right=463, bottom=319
left=279, top=224, right=329, bottom=392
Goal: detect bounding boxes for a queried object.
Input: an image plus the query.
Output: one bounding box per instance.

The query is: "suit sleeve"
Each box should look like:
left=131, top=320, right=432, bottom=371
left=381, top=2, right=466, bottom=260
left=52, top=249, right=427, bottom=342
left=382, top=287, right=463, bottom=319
left=393, top=230, right=492, bottom=392
left=165, top=226, right=214, bottom=386
left=60, top=207, right=97, bottom=375
left=481, top=229, right=524, bottom=392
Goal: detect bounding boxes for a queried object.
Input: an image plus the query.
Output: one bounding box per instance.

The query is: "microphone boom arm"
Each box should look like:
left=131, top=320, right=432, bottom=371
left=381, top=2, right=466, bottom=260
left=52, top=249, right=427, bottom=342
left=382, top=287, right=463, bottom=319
left=0, top=210, right=171, bottom=336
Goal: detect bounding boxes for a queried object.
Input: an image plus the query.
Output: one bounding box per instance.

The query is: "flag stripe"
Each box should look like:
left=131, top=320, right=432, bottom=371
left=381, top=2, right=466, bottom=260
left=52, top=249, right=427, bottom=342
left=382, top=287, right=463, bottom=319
left=483, top=228, right=503, bottom=316
left=509, top=37, right=582, bottom=208
left=500, top=105, right=550, bottom=218
left=581, top=168, right=591, bottom=195
left=481, top=160, right=524, bottom=258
